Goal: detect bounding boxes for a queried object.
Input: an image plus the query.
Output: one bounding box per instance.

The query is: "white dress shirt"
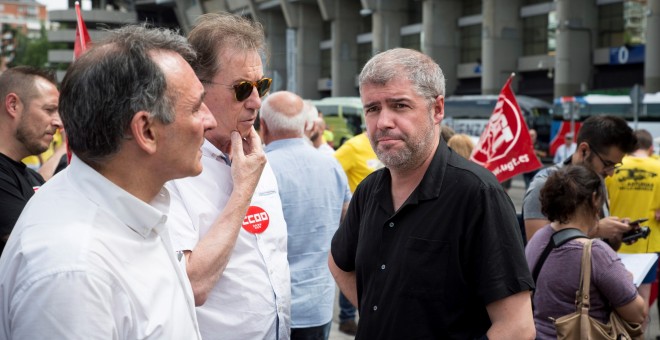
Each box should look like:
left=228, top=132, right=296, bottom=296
left=0, top=155, right=200, bottom=340
left=166, top=139, right=291, bottom=340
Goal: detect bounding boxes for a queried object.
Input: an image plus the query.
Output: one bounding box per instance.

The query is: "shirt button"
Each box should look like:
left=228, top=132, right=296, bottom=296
left=373, top=305, right=378, bottom=311
left=388, top=222, right=394, bottom=228
left=380, top=264, right=386, bottom=270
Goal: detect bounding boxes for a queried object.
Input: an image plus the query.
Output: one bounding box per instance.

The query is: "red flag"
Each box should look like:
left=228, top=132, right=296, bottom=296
left=68, top=2, right=92, bottom=163
left=74, top=1, right=91, bottom=60
left=470, top=74, right=542, bottom=182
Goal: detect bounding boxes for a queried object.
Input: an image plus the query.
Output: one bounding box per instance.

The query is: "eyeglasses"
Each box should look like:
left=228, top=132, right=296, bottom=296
left=588, top=143, right=622, bottom=171
left=203, top=77, right=272, bottom=102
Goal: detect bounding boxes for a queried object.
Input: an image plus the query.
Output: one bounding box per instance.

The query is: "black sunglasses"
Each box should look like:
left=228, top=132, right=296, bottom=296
left=203, top=78, right=272, bottom=102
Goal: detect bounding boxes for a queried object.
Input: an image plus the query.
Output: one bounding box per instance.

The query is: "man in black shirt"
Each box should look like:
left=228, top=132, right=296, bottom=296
left=0, top=67, right=61, bottom=255
left=329, top=48, right=535, bottom=339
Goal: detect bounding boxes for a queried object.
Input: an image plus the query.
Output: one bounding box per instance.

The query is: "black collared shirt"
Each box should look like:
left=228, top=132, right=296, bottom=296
left=0, top=152, right=44, bottom=255
left=331, top=140, right=534, bottom=339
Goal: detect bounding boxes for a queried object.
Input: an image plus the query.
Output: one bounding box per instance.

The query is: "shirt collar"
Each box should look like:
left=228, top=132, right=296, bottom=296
left=67, top=155, right=170, bottom=238
left=264, top=138, right=307, bottom=152
left=201, top=139, right=231, bottom=166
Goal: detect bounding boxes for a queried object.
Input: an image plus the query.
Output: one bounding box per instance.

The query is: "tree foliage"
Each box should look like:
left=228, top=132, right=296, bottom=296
left=12, top=24, right=49, bottom=68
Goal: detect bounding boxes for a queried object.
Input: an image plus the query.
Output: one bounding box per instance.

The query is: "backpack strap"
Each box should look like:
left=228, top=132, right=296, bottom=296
left=532, top=228, right=588, bottom=283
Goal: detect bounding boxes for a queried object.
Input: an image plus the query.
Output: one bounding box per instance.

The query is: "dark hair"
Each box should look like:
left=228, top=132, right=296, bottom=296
left=59, top=25, right=195, bottom=165
left=187, top=12, right=266, bottom=83
left=540, top=165, right=603, bottom=224
left=0, top=66, right=57, bottom=106
left=634, top=129, right=653, bottom=150
left=577, top=115, right=636, bottom=155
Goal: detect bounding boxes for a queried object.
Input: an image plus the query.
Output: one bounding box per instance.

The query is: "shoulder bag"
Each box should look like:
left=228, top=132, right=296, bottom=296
left=553, top=239, right=643, bottom=340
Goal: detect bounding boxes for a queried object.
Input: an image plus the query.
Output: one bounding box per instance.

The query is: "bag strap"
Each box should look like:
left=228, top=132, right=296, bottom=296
left=576, top=239, right=594, bottom=309
left=532, top=228, right=588, bottom=283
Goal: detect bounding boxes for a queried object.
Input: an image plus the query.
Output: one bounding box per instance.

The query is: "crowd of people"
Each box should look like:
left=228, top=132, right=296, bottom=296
left=1, top=10, right=660, bottom=340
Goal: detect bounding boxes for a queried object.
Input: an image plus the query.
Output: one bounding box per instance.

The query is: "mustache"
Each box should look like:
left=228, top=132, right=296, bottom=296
left=373, top=130, right=405, bottom=141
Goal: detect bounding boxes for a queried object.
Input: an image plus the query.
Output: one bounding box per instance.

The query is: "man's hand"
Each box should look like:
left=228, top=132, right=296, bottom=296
left=593, top=216, right=631, bottom=250
left=228, top=127, right=266, bottom=193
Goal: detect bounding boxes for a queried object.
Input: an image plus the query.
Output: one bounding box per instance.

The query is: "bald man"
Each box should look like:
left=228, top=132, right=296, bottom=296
left=261, top=91, right=351, bottom=339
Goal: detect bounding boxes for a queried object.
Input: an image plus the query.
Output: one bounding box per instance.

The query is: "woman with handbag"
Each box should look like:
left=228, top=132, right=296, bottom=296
left=525, top=165, right=647, bottom=339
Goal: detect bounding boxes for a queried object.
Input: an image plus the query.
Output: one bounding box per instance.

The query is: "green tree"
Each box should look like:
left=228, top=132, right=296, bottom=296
left=11, top=24, right=49, bottom=68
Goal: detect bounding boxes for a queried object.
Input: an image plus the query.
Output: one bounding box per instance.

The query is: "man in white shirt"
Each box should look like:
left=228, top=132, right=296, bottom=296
left=165, top=13, right=291, bottom=339
left=0, top=25, right=216, bottom=339
left=553, top=132, right=577, bottom=164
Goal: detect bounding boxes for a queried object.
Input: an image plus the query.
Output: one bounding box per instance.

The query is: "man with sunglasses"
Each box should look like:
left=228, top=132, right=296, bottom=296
left=165, top=12, right=291, bottom=340
left=523, top=115, right=637, bottom=248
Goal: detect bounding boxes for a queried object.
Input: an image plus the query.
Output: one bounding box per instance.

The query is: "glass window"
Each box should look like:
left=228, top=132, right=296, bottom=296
left=406, top=2, right=422, bottom=25
left=360, top=16, right=372, bottom=34
left=322, top=21, right=331, bottom=41
left=462, top=0, right=481, bottom=16
left=357, top=42, right=372, bottom=71
left=523, top=15, right=547, bottom=56
left=598, top=2, right=624, bottom=47
left=522, top=13, right=556, bottom=56
left=460, top=24, right=482, bottom=63
left=320, top=48, right=331, bottom=78
left=623, top=0, right=646, bottom=45
left=401, top=34, right=420, bottom=51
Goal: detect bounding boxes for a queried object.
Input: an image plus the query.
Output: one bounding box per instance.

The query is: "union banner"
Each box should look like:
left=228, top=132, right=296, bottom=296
left=470, top=74, right=542, bottom=182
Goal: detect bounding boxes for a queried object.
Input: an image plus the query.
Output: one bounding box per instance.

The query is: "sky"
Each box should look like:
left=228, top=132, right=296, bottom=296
left=37, top=0, right=70, bottom=11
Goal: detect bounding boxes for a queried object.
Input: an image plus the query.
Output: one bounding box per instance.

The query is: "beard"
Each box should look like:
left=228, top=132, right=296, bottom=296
left=369, top=112, right=436, bottom=171
left=15, top=119, right=50, bottom=156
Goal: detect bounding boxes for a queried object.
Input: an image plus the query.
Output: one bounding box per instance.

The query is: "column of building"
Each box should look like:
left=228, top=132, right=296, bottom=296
left=369, top=0, right=404, bottom=55
left=325, top=0, right=361, bottom=97
left=647, top=0, right=660, bottom=93
left=554, top=0, right=597, bottom=97
left=256, top=9, right=288, bottom=93
left=481, top=0, right=522, bottom=94
left=422, top=0, right=461, bottom=95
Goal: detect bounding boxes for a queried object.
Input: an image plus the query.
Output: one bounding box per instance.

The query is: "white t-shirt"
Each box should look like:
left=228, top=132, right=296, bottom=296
left=0, top=156, right=200, bottom=339
left=554, top=143, right=577, bottom=164
left=166, top=139, right=291, bottom=340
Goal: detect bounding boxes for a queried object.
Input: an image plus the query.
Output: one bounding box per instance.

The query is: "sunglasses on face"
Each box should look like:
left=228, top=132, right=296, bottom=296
left=203, top=77, right=272, bottom=102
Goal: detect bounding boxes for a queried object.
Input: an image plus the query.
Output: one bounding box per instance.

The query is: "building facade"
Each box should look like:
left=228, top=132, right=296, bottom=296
left=167, top=0, right=658, bottom=102
left=47, top=0, right=659, bottom=101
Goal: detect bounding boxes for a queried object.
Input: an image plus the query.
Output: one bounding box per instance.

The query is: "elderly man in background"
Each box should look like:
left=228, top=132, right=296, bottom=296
left=261, top=90, right=351, bottom=339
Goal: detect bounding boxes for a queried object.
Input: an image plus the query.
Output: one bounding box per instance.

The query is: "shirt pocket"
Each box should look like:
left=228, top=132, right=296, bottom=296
left=399, top=237, right=449, bottom=300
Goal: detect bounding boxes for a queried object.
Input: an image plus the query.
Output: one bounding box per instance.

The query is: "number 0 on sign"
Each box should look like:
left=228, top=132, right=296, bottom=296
left=242, top=206, right=270, bottom=234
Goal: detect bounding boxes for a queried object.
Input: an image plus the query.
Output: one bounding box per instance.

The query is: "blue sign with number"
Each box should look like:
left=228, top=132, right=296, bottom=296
left=609, top=45, right=645, bottom=65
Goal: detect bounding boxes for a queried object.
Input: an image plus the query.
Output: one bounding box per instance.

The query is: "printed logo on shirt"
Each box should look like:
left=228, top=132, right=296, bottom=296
left=614, top=167, right=658, bottom=191
left=33, top=186, right=40, bottom=192
left=242, top=206, right=270, bottom=234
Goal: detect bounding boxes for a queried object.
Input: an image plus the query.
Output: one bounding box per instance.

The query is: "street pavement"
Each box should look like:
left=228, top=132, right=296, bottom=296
left=326, top=175, right=660, bottom=339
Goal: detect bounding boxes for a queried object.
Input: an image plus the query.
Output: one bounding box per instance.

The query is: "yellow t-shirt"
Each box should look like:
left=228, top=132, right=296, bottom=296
left=323, top=130, right=334, bottom=146
left=606, top=155, right=660, bottom=253
left=334, top=133, right=383, bottom=193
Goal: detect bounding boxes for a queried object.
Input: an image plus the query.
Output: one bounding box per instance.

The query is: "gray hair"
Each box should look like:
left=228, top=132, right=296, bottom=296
left=261, top=92, right=306, bottom=137
left=188, top=12, right=267, bottom=82
left=359, top=48, right=445, bottom=104
left=302, top=100, right=319, bottom=132
left=59, top=24, right=195, bottom=165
